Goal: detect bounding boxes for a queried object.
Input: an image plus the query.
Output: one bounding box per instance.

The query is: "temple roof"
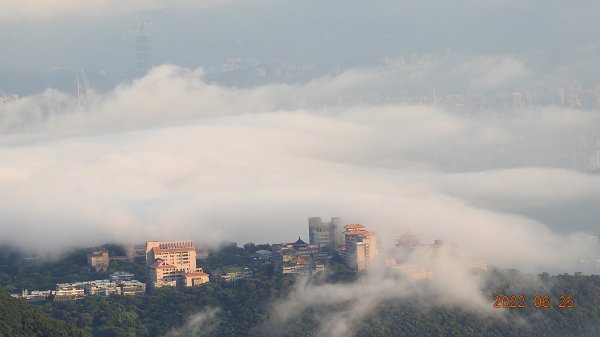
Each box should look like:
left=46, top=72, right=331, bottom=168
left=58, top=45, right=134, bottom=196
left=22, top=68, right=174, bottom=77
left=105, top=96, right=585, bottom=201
left=293, top=237, right=308, bottom=246
left=293, top=255, right=309, bottom=265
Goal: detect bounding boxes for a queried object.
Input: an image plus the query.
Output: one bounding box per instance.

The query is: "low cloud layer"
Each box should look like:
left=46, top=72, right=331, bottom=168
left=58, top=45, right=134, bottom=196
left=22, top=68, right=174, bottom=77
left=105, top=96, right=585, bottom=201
left=163, top=307, right=220, bottom=337
left=0, top=64, right=598, bottom=274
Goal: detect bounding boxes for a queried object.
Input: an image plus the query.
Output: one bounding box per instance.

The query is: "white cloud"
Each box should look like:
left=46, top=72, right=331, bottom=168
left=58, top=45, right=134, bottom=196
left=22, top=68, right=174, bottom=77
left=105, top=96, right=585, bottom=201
left=0, top=64, right=598, bottom=274
left=163, top=308, right=220, bottom=337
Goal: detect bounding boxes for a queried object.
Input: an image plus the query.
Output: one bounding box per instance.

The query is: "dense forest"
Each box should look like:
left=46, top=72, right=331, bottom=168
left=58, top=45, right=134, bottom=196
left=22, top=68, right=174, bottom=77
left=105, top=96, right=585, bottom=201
left=0, top=288, right=89, bottom=337
left=2, top=244, right=600, bottom=337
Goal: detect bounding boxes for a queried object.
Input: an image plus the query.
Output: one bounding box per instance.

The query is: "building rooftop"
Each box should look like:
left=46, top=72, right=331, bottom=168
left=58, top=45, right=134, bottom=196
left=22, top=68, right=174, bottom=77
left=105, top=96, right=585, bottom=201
left=294, top=255, right=309, bottom=265
left=158, top=241, right=194, bottom=249
left=255, top=250, right=273, bottom=256
left=153, top=247, right=196, bottom=253
left=293, top=237, right=308, bottom=246
left=344, top=230, right=369, bottom=235
left=185, top=271, right=209, bottom=277
left=148, top=259, right=177, bottom=269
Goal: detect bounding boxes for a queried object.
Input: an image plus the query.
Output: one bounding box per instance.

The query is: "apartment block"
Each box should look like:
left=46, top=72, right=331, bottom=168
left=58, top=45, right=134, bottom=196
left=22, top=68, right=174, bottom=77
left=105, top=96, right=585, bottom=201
left=87, top=248, right=109, bottom=271
left=343, top=224, right=377, bottom=272
left=146, top=240, right=209, bottom=291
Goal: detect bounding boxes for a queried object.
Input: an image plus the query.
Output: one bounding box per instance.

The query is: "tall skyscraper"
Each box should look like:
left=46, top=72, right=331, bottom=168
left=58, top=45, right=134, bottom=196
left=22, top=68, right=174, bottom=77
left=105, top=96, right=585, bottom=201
left=343, top=224, right=377, bottom=272
left=135, top=19, right=151, bottom=74
left=75, top=68, right=89, bottom=106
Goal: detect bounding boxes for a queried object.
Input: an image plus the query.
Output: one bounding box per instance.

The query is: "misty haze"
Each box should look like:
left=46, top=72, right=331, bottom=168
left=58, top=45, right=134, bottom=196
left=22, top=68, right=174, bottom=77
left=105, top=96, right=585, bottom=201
left=1, top=1, right=600, bottom=337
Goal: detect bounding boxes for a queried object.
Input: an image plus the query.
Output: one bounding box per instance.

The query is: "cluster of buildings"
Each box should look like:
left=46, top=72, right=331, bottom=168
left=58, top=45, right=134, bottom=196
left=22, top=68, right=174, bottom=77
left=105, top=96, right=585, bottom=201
left=13, top=272, right=145, bottom=302
left=273, top=217, right=379, bottom=275
left=213, top=267, right=253, bottom=284
left=12, top=217, right=499, bottom=301
left=273, top=238, right=325, bottom=276
left=276, top=217, right=488, bottom=279
left=385, top=231, right=487, bottom=280
left=87, top=248, right=110, bottom=271
left=389, top=85, right=600, bottom=113
left=142, top=218, right=377, bottom=282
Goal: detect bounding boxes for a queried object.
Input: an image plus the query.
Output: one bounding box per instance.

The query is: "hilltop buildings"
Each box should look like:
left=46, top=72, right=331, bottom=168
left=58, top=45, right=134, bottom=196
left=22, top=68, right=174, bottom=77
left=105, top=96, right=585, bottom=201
left=273, top=237, right=325, bottom=276
left=126, top=244, right=146, bottom=261
left=87, top=248, right=109, bottom=271
left=13, top=272, right=145, bottom=302
left=308, top=217, right=344, bottom=248
left=388, top=232, right=487, bottom=280
left=145, top=240, right=209, bottom=291
left=343, top=224, right=377, bottom=272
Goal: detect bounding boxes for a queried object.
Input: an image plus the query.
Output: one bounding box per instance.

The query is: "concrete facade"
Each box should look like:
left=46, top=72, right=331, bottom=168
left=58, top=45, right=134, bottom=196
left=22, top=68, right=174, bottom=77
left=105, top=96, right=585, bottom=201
left=146, top=240, right=209, bottom=291
left=343, top=224, right=377, bottom=272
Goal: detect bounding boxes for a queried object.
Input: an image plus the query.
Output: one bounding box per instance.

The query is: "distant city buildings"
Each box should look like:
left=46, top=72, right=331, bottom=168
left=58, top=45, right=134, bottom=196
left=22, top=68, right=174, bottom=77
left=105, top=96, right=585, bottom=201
left=75, top=68, right=89, bottom=106
left=145, top=240, right=209, bottom=291
left=0, top=90, right=18, bottom=103
left=135, top=19, right=151, bottom=74
left=87, top=248, right=109, bottom=271
left=343, top=224, right=377, bottom=272
left=273, top=237, right=325, bottom=276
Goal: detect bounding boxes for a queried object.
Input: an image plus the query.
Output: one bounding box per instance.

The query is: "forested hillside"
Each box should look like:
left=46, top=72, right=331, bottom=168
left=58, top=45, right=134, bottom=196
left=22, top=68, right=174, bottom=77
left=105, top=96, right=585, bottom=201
left=0, top=288, right=89, bottom=337
left=39, top=271, right=600, bottom=337
left=3, top=245, right=600, bottom=337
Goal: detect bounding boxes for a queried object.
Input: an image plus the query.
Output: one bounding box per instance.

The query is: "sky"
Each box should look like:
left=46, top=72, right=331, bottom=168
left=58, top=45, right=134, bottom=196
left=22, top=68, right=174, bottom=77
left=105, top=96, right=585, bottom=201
left=2, top=0, right=600, bottom=92
left=2, top=1, right=600, bottom=334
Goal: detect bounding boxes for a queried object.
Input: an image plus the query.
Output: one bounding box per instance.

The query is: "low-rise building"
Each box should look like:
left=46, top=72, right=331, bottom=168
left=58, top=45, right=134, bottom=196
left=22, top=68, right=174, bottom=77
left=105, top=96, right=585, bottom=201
left=54, top=283, right=85, bottom=300
left=88, top=248, right=110, bottom=271
left=254, top=249, right=274, bottom=265
left=12, top=290, right=53, bottom=302
left=119, top=280, right=146, bottom=295
left=215, top=267, right=252, bottom=283
left=110, top=271, right=135, bottom=282
left=12, top=273, right=146, bottom=301
left=126, top=244, right=147, bottom=261
left=85, top=280, right=119, bottom=296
